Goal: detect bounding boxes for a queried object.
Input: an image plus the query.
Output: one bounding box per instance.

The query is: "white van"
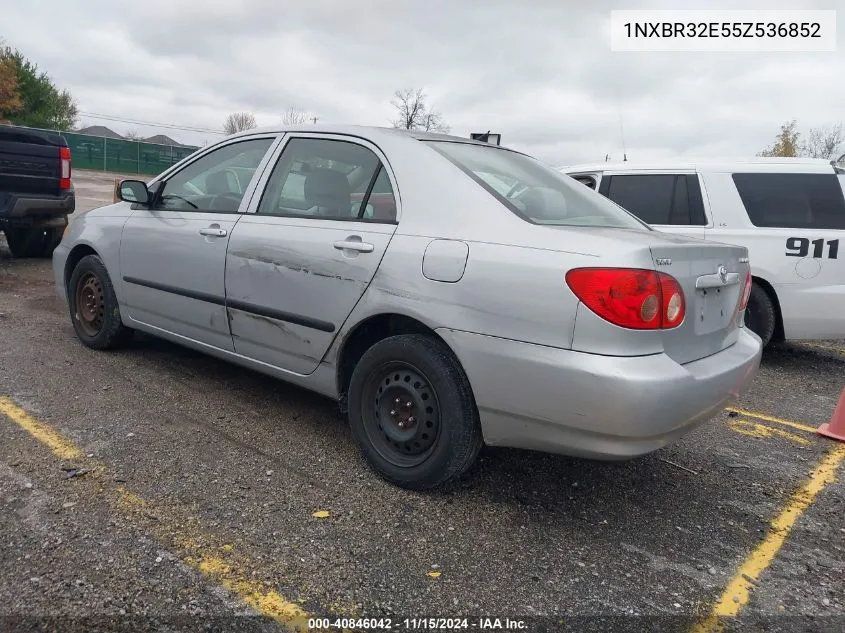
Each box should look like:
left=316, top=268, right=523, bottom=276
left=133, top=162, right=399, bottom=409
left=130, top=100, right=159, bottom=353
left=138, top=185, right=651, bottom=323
left=561, top=159, right=845, bottom=347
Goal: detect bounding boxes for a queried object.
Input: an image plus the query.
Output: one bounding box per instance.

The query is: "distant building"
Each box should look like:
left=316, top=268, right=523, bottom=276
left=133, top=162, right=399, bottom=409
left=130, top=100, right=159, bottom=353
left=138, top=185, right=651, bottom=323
left=144, top=134, right=182, bottom=146
left=75, top=125, right=124, bottom=139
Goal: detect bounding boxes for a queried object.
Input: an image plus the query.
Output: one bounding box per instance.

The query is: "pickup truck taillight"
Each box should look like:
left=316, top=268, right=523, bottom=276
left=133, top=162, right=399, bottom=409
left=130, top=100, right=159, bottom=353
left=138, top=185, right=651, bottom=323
left=565, top=267, right=686, bottom=330
left=59, top=146, right=71, bottom=190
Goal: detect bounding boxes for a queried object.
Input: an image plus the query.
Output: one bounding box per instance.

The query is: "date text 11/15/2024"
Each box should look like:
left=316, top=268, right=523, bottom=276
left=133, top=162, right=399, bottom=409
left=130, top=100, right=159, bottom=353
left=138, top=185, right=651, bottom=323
left=307, top=617, right=528, bottom=630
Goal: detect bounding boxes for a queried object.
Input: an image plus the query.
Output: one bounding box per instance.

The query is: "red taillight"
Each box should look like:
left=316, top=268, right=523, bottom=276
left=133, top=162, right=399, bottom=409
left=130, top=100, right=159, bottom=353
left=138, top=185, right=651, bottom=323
left=565, top=268, right=686, bottom=330
left=59, top=146, right=71, bottom=190
left=738, top=270, right=752, bottom=312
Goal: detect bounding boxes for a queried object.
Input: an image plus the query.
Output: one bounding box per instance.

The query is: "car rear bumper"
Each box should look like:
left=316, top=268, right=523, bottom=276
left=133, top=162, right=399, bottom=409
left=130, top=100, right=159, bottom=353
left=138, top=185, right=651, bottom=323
left=436, top=327, right=763, bottom=459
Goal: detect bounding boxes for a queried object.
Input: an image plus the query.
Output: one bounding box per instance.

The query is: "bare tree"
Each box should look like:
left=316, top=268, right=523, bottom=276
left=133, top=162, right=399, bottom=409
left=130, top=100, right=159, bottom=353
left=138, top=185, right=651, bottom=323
left=420, top=111, right=449, bottom=133
left=802, top=123, right=844, bottom=160
left=124, top=130, right=142, bottom=140
left=390, top=88, right=450, bottom=133
left=223, top=112, right=257, bottom=135
left=282, top=106, right=308, bottom=125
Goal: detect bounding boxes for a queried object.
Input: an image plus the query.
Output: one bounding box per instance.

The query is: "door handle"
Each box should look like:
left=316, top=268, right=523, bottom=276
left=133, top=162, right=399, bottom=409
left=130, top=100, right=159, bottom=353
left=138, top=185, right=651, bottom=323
left=199, top=227, right=227, bottom=238
left=333, top=239, right=374, bottom=253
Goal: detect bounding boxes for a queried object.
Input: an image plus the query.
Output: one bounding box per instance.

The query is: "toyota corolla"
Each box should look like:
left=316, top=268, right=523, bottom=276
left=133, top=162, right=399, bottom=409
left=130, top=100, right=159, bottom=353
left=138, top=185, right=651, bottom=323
left=53, top=125, right=762, bottom=490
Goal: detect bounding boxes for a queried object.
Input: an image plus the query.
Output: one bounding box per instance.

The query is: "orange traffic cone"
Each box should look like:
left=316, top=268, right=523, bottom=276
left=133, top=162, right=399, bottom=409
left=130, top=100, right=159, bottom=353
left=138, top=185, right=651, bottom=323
left=818, top=387, right=845, bottom=442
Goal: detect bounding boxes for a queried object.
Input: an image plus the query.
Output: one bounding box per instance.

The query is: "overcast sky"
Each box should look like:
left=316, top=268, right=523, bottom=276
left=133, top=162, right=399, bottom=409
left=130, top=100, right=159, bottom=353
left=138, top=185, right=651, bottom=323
left=2, top=0, right=843, bottom=165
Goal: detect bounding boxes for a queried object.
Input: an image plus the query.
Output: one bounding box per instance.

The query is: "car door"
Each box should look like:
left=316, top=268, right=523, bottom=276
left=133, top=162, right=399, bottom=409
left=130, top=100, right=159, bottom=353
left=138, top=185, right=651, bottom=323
left=119, top=135, right=278, bottom=350
left=597, top=171, right=708, bottom=239
left=224, top=134, right=399, bottom=374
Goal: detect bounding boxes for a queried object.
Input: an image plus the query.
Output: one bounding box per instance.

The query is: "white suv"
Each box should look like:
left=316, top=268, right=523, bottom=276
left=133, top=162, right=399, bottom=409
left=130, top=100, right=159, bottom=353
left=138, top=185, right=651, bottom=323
left=561, top=158, right=845, bottom=347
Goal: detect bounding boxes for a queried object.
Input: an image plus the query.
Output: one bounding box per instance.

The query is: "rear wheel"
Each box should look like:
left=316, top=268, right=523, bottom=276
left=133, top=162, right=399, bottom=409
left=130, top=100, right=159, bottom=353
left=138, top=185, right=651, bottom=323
left=744, top=283, right=777, bottom=347
left=67, top=254, right=132, bottom=350
left=4, top=227, right=64, bottom=258
left=347, top=334, right=483, bottom=490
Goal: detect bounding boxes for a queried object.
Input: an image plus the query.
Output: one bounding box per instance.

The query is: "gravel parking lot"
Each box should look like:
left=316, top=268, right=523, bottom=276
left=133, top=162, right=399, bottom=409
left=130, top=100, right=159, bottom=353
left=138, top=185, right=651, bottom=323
left=1, top=171, right=844, bottom=633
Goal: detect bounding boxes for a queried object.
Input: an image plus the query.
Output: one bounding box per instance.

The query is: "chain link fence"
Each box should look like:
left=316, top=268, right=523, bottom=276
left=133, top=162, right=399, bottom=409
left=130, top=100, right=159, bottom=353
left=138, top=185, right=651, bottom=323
left=37, top=129, right=201, bottom=176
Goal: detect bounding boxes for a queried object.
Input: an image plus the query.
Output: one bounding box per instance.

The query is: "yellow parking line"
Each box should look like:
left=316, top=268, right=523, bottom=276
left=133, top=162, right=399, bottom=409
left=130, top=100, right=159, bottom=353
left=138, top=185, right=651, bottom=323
left=0, top=396, right=319, bottom=631
left=690, top=444, right=845, bottom=633
left=727, top=419, right=810, bottom=446
left=115, top=488, right=311, bottom=624
left=802, top=342, right=845, bottom=356
left=725, top=407, right=818, bottom=434
left=0, top=397, right=82, bottom=460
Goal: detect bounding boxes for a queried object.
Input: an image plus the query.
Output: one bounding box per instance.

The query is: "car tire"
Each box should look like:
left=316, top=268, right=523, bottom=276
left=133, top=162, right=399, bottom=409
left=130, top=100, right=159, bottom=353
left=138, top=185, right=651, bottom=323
left=347, top=334, right=483, bottom=490
left=744, top=283, right=777, bottom=347
left=4, top=227, right=63, bottom=258
left=67, top=254, right=132, bottom=350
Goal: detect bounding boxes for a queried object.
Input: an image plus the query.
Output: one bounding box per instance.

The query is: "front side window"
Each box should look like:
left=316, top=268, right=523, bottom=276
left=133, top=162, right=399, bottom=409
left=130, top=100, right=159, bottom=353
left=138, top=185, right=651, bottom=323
left=732, top=172, right=845, bottom=229
left=152, top=138, right=274, bottom=213
left=428, top=141, right=647, bottom=229
left=257, top=138, right=397, bottom=222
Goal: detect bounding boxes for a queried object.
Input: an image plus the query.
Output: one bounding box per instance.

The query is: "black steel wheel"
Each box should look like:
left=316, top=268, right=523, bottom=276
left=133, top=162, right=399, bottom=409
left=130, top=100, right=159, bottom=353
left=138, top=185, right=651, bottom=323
left=347, top=334, right=483, bottom=490
left=67, top=254, right=132, bottom=350
left=364, top=362, right=442, bottom=468
left=74, top=271, right=105, bottom=337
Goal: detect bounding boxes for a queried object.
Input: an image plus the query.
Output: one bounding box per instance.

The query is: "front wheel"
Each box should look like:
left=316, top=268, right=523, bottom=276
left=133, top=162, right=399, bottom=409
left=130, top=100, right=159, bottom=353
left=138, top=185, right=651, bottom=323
left=347, top=334, right=483, bottom=490
left=67, top=254, right=132, bottom=350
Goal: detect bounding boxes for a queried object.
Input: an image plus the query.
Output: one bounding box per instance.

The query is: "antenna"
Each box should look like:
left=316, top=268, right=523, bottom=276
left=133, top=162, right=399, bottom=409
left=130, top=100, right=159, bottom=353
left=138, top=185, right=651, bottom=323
left=618, top=111, right=628, bottom=162
left=310, top=116, right=319, bottom=124
left=614, top=79, right=628, bottom=162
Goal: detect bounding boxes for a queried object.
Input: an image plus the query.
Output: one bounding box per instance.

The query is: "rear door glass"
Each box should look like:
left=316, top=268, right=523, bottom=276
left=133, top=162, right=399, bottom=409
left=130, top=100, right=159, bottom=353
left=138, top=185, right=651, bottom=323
left=602, top=174, right=707, bottom=226
left=732, top=172, right=845, bottom=229
left=606, top=174, right=675, bottom=224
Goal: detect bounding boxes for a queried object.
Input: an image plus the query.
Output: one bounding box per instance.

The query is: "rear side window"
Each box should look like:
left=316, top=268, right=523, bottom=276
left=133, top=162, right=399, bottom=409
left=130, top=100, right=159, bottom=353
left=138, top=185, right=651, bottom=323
left=257, top=137, right=397, bottom=222
left=732, top=173, right=845, bottom=229
left=602, top=174, right=707, bottom=226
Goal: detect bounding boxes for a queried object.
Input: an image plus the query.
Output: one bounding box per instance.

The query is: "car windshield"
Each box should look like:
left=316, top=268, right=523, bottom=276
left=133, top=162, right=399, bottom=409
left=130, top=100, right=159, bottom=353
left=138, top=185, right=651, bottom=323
left=429, top=141, right=649, bottom=229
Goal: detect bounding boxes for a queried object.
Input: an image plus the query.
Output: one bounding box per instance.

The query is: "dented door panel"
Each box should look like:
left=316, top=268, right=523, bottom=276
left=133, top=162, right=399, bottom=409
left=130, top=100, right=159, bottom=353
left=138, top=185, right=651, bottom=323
left=224, top=216, right=396, bottom=374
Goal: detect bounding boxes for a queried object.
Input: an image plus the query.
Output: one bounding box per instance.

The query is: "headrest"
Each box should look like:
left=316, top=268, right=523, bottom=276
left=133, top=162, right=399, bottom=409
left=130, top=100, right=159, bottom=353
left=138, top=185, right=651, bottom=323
left=205, top=170, right=233, bottom=195
left=304, top=167, right=351, bottom=209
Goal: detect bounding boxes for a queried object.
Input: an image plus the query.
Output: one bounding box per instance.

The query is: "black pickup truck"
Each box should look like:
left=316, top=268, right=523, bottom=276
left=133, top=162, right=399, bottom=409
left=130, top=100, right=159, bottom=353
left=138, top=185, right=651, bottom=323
left=1, top=124, right=75, bottom=258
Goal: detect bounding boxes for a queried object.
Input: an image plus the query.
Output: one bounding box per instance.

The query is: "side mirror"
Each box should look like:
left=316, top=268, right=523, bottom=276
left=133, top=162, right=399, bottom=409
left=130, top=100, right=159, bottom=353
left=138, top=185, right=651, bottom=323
left=118, top=179, right=150, bottom=204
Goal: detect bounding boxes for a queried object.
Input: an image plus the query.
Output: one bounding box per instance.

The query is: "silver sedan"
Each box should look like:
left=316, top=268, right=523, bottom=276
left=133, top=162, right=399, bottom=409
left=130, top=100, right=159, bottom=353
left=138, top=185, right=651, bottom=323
left=52, top=125, right=763, bottom=489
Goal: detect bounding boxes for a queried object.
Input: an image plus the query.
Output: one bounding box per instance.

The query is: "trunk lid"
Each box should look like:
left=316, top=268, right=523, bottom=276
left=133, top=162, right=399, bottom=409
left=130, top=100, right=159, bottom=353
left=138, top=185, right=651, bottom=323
left=649, top=239, right=748, bottom=364
left=542, top=226, right=749, bottom=364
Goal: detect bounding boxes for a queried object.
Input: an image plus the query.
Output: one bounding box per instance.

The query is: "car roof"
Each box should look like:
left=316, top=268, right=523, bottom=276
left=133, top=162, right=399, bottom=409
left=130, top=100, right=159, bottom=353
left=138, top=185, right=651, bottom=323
left=225, top=124, right=514, bottom=150
left=561, top=157, right=838, bottom=174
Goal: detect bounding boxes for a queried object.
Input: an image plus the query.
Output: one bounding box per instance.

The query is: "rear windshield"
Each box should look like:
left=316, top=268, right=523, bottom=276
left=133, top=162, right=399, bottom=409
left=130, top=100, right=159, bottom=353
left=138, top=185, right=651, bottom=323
left=428, top=141, right=649, bottom=229
left=732, top=172, right=845, bottom=229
